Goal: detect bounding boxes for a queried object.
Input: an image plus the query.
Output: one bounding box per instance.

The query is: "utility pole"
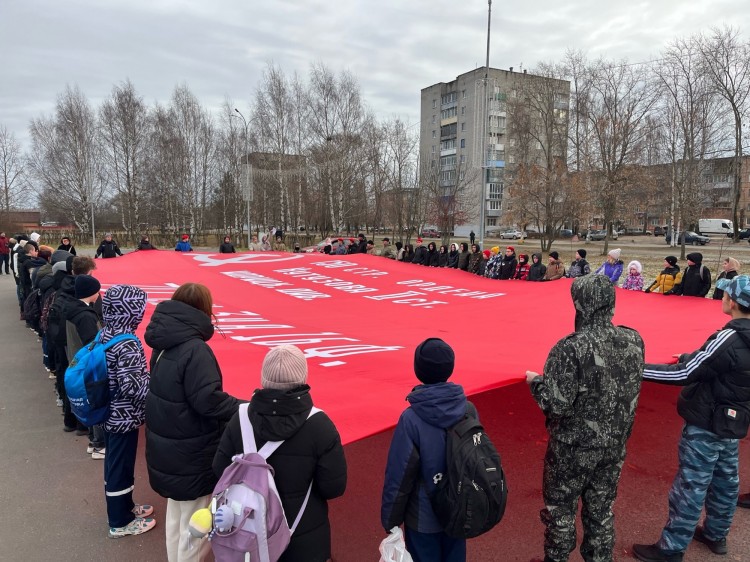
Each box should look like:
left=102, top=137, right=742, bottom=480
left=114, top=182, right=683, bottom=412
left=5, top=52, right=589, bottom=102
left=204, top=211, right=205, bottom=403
left=479, top=0, right=492, bottom=248
left=234, top=109, right=252, bottom=248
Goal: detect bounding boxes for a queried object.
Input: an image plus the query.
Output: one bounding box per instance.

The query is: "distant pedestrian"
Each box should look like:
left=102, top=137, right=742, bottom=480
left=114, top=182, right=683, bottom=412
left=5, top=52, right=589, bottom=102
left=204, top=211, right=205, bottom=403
left=57, top=236, right=77, bottom=256
left=219, top=235, right=235, bottom=253
left=0, top=231, right=9, bottom=274
left=174, top=234, right=193, bottom=252
left=95, top=233, right=122, bottom=258
left=470, top=230, right=476, bottom=245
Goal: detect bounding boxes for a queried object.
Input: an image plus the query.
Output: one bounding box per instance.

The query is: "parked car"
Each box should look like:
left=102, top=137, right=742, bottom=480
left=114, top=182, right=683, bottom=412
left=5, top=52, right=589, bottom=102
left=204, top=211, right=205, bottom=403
left=586, top=230, right=608, bottom=241
left=665, top=231, right=710, bottom=245
left=727, top=228, right=750, bottom=240
left=420, top=228, right=439, bottom=238
left=653, top=226, right=668, bottom=236
left=500, top=229, right=525, bottom=240
left=302, top=236, right=358, bottom=253
left=559, top=229, right=573, bottom=238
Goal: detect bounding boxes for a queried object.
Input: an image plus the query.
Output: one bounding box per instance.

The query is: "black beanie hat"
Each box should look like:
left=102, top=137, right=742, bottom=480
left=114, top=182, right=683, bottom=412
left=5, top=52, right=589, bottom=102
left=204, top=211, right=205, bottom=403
left=414, top=338, right=455, bottom=384
left=75, top=274, right=101, bottom=299
left=577, top=248, right=587, bottom=259
left=549, top=251, right=559, bottom=260
left=665, top=256, right=678, bottom=267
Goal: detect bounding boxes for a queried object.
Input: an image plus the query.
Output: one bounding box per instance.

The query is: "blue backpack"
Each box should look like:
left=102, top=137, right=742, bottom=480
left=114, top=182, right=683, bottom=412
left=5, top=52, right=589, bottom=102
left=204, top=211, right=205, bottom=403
left=64, top=331, right=139, bottom=427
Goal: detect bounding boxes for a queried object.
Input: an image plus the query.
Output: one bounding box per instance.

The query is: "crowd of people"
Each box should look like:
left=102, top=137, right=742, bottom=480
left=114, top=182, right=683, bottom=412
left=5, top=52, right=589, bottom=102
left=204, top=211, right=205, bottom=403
left=331, top=232, right=743, bottom=300
left=2, top=228, right=750, bottom=562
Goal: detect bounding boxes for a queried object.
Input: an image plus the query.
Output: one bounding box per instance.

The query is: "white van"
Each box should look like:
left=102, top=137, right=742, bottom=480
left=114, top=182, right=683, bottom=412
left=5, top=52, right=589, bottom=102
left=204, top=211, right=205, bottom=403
left=698, top=218, right=733, bottom=237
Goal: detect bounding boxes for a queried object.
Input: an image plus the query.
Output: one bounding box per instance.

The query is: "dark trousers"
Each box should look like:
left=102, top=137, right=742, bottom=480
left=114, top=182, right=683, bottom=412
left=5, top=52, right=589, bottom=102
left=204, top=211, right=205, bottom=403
left=104, top=429, right=138, bottom=528
left=404, top=527, right=466, bottom=562
left=0, top=253, right=8, bottom=274
left=56, top=351, right=85, bottom=431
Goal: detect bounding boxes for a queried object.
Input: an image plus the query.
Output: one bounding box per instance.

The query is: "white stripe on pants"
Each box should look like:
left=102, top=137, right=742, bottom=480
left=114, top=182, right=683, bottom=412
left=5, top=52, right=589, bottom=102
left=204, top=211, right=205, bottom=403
left=166, top=496, right=212, bottom=562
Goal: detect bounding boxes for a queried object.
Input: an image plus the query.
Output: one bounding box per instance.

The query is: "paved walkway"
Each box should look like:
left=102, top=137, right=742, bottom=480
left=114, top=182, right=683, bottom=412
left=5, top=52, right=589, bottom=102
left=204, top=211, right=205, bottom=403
left=2, top=270, right=749, bottom=561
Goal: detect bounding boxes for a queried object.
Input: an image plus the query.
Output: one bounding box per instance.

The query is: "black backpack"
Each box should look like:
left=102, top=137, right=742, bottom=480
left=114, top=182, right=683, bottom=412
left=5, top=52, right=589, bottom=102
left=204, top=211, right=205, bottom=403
left=22, top=288, right=42, bottom=327
left=430, top=415, right=507, bottom=538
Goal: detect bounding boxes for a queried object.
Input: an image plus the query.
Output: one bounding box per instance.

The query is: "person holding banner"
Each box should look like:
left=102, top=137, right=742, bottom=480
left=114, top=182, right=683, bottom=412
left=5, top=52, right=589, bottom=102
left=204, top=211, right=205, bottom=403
left=144, top=282, right=241, bottom=561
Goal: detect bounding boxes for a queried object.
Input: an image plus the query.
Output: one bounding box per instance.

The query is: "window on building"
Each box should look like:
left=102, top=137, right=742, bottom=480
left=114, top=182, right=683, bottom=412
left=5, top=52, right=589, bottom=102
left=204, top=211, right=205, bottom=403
left=433, top=100, right=437, bottom=108
left=432, top=130, right=436, bottom=139
left=440, top=155, right=457, bottom=168
left=431, top=145, right=435, bottom=153
left=459, top=170, right=465, bottom=180
left=489, top=200, right=502, bottom=210
left=488, top=183, right=504, bottom=199
left=462, top=89, right=467, bottom=99
left=461, top=106, right=465, bottom=115
left=441, top=139, right=456, bottom=150
left=460, top=154, right=466, bottom=164
left=487, top=217, right=497, bottom=227
left=432, top=114, right=436, bottom=124
left=508, top=155, right=515, bottom=164
left=441, top=92, right=457, bottom=105
left=441, top=107, right=457, bottom=119
left=460, top=138, right=465, bottom=148
left=461, top=122, right=466, bottom=132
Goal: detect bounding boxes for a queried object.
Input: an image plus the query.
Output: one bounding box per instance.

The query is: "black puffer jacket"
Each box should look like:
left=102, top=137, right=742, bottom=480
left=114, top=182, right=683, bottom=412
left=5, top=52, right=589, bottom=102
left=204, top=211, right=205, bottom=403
left=672, top=253, right=711, bottom=297
left=145, top=299, right=240, bottom=501
left=644, top=318, right=750, bottom=436
left=213, top=387, right=347, bottom=562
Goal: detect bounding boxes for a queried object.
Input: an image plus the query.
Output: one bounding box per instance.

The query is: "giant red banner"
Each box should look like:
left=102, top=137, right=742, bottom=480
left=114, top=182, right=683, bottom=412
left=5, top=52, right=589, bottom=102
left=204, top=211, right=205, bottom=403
left=96, top=251, right=726, bottom=444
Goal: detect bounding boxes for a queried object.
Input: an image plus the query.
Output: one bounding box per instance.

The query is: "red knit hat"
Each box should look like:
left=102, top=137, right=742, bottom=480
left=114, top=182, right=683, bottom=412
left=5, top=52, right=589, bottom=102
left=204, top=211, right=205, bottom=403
left=506, top=246, right=515, bottom=253
left=181, top=234, right=189, bottom=240
left=483, top=250, right=491, bottom=258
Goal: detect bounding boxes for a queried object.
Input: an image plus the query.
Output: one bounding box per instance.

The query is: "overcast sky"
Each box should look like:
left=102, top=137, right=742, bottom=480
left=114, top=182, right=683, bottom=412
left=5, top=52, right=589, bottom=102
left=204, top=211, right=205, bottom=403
left=1, top=0, right=749, bottom=150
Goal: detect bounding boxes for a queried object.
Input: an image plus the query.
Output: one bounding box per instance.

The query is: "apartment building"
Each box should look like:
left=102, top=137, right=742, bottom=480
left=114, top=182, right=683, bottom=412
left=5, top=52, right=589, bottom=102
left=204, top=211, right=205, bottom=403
left=420, top=67, right=570, bottom=239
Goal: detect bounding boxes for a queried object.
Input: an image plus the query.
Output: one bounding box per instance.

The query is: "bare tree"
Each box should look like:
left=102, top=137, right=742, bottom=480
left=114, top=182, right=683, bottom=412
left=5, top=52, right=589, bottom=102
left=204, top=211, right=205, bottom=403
left=505, top=62, right=571, bottom=250
left=27, top=85, right=106, bottom=241
left=99, top=80, right=151, bottom=243
left=586, top=58, right=659, bottom=253
left=699, top=26, right=750, bottom=238
left=655, top=36, right=724, bottom=257
left=0, top=125, right=24, bottom=224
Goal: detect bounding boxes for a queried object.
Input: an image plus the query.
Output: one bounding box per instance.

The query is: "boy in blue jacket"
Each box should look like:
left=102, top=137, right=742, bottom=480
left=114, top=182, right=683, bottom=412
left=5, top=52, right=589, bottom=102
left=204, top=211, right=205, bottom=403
left=381, top=338, right=475, bottom=562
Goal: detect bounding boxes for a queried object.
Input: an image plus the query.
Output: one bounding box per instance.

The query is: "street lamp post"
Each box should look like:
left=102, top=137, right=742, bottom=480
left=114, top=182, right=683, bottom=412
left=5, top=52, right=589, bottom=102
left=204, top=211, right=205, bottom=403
left=479, top=0, right=493, bottom=248
left=233, top=109, right=252, bottom=248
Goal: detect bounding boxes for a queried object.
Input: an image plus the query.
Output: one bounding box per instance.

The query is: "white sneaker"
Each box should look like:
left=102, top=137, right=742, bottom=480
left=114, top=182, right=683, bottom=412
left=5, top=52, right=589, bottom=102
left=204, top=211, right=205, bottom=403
left=108, top=517, right=156, bottom=538
left=91, top=447, right=106, bottom=460
left=86, top=443, right=95, bottom=454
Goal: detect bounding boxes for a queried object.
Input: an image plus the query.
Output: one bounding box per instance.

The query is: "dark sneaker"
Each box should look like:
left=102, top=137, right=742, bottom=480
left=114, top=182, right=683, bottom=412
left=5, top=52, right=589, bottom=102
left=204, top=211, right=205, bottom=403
left=63, top=425, right=76, bottom=433
left=693, top=526, right=728, bottom=555
left=632, top=543, right=684, bottom=562
left=738, top=493, right=750, bottom=509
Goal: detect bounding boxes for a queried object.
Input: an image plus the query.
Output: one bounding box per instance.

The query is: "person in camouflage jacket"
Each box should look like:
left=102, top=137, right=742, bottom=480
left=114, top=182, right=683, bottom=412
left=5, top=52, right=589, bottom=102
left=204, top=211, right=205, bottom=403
left=526, top=274, right=645, bottom=562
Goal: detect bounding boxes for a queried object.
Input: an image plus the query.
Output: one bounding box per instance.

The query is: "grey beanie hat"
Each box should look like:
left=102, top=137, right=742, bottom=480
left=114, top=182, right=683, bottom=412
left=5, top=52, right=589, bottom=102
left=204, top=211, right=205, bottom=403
left=261, top=345, right=308, bottom=390
left=52, top=250, right=72, bottom=264
left=52, top=261, right=68, bottom=274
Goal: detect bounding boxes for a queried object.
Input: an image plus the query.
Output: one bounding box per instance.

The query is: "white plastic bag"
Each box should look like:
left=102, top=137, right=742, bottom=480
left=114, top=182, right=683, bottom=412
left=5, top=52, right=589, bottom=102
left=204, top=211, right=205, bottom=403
left=378, top=526, right=413, bottom=562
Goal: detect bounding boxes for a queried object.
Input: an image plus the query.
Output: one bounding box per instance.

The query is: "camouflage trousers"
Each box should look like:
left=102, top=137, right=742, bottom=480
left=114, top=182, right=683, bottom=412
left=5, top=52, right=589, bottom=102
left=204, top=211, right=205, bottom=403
left=541, top=439, right=627, bottom=562
left=658, top=424, right=739, bottom=554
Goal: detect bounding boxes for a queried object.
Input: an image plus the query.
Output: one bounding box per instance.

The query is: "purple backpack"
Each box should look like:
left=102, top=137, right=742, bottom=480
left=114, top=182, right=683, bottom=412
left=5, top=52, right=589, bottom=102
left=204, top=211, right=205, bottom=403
left=210, top=403, right=320, bottom=562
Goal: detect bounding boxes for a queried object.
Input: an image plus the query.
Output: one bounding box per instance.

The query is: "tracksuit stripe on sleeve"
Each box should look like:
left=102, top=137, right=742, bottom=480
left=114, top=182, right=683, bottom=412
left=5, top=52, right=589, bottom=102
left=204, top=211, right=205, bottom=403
left=643, top=329, right=735, bottom=382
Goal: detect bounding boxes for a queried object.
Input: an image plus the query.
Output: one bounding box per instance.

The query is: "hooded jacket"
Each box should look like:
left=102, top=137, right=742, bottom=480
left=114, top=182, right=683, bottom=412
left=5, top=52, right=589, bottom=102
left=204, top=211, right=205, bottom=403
left=425, top=243, right=439, bottom=267
left=100, top=285, right=149, bottom=434
left=144, top=299, right=240, bottom=500
left=530, top=275, right=645, bottom=447
left=381, top=382, right=477, bottom=533
left=437, top=245, right=449, bottom=267
left=219, top=241, right=236, bottom=253
left=513, top=255, right=530, bottom=280
left=643, top=318, right=750, bottom=436
left=671, top=253, right=711, bottom=297
left=447, top=246, right=459, bottom=268
left=457, top=246, right=470, bottom=271
left=527, top=253, right=547, bottom=282
left=412, top=244, right=428, bottom=266
left=713, top=269, right=739, bottom=300
left=621, top=261, right=644, bottom=291
left=468, top=248, right=483, bottom=274
left=214, top=387, right=347, bottom=562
